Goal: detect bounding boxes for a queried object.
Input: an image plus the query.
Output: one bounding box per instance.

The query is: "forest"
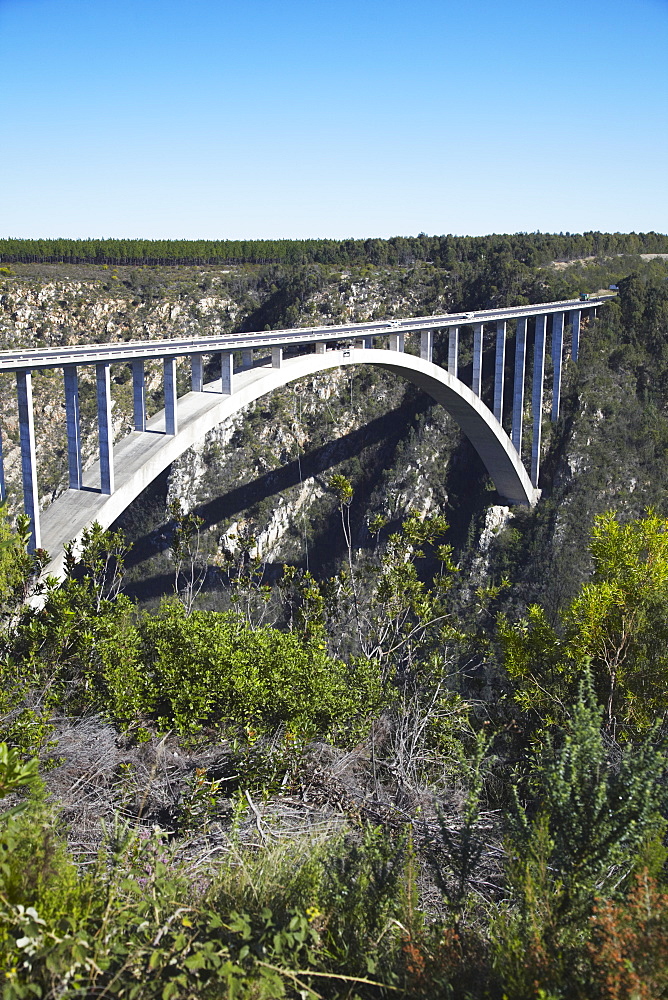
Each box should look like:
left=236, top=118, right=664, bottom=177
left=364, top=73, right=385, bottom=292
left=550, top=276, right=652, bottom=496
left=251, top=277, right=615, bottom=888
left=1, top=244, right=668, bottom=998
left=2, top=231, right=668, bottom=269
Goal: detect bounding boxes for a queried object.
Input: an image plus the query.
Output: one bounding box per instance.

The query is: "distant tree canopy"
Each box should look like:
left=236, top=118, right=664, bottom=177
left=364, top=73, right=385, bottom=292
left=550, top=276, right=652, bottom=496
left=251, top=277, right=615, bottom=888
left=1, top=231, right=667, bottom=268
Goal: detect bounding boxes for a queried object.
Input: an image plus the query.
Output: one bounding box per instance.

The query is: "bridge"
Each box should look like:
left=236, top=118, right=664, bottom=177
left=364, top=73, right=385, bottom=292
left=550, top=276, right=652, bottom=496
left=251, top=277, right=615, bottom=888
left=0, top=295, right=609, bottom=578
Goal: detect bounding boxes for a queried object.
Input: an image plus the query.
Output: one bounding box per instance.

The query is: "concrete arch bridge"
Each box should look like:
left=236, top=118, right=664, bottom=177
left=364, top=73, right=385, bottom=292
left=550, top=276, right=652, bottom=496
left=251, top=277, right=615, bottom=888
left=0, top=295, right=609, bottom=579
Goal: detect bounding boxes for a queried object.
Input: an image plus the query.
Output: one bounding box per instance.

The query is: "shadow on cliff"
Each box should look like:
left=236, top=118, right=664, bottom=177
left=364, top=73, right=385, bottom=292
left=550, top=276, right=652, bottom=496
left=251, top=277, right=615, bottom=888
left=116, top=401, right=422, bottom=599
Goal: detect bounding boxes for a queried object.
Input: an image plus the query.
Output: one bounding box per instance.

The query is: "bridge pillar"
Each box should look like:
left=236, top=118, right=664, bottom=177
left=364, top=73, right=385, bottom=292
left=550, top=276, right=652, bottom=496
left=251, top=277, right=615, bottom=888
left=315, top=342, right=327, bottom=355
left=164, top=357, right=178, bottom=435
left=16, top=371, right=40, bottom=551
left=132, top=359, right=146, bottom=430
left=511, top=317, right=528, bottom=453
left=389, top=332, right=405, bottom=352
left=272, top=346, right=283, bottom=368
left=191, top=354, right=203, bottom=392
left=242, top=348, right=253, bottom=370
left=354, top=338, right=367, bottom=349
left=531, top=316, right=547, bottom=487
left=494, top=321, right=506, bottom=423
left=96, top=363, right=114, bottom=495
left=420, top=330, right=433, bottom=363
left=221, top=351, right=234, bottom=395
left=551, top=312, right=564, bottom=421
left=63, top=365, right=82, bottom=489
left=472, top=323, right=484, bottom=397
left=569, top=310, right=581, bottom=361
left=448, top=327, right=459, bottom=378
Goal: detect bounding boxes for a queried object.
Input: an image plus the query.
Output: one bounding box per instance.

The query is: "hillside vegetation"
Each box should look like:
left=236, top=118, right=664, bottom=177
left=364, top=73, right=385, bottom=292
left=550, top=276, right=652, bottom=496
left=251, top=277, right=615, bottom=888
left=2, top=236, right=668, bottom=997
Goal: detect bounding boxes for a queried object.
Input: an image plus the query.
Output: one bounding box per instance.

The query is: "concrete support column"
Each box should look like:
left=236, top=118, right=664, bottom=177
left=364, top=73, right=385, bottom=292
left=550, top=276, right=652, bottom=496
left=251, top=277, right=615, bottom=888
left=472, top=323, right=484, bottom=397
left=551, top=312, right=565, bottom=421
left=221, top=351, right=233, bottom=395
left=191, top=354, right=203, bottom=392
left=96, top=362, right=114, bottom=495
left=531, top=315, right=547, bottom=487
left=63, top=365, right=82, bottom=489
left=241, top=347, right=253, bottom=370
left=569, top=310, right=581, bottom=361
left=132, top=359, right=146, bottom=430
left=511, top=317, right=528, bottom=453
left=315, top=342, right=327, bottom=355
left=493, top=320, right=506, bottom=423
left=363, top=335, right=373, bottom=349
left=164, top=357, right=177, bottom=436
left=389, top=331, right=405, bottom=352
left=448, top=327, right=459, bottom=378
left=272, top=346, right=283, bottom=369
left=16, top=371, right=40, bottom=550
left=420, top=330, right=433, bottom=363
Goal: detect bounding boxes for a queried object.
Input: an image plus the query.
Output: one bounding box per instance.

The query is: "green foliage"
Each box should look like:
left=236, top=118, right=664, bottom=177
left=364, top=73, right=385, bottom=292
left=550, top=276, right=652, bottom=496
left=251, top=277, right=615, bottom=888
left=9, top=581, right=139, bottom=720
left=218, top=524, right=276, bottom=630
left=0, top=802, right=422, bottom=1000
left=320, top=491, right=461, bottom=679
left=0, top=743, right=38, bottom=803
left=0, top=819, right=332, bottom=1000
left=0, top=508, right=60, bottom=753
left=500, top=510, right=668, bottom=734
left=368, top=510, right=458, bottom=667
left=127, top=600, right=384, bottom=742
left=512, top=678, right=665, bottom=901
left=308, top=823, right=408, bottom=982
left=2, top=519, right=387, bottom=753
left=0, top=783, right=474, bottom=999
left=10, top=590, right=385, bottom=750
left=426, top=731, right=490, bottom=925
left=328, top=473, right=354, bottom=507
left=491, top=677, right=666, bottom=998
left=63, top=520, right=129, bottom=612
left=0, top=505, right=49, bottom=622
left=3, top=231, right=667, bottom=268
left=0, top=760, right=96, bottom=995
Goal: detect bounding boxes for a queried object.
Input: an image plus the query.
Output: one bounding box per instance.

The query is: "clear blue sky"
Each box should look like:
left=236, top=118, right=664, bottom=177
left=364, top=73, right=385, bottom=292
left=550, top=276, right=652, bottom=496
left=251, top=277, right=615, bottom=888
left=1, top=0, right=666, bottom=240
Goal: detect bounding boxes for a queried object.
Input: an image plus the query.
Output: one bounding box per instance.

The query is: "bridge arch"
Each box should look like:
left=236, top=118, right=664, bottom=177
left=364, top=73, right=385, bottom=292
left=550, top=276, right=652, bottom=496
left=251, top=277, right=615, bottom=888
left=40, top=347, right=537, bottom=580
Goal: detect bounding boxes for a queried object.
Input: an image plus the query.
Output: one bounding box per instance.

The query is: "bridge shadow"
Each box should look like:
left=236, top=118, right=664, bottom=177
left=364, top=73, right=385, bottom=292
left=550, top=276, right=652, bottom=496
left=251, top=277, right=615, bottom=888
left=119, top=402, right=415, bottom=580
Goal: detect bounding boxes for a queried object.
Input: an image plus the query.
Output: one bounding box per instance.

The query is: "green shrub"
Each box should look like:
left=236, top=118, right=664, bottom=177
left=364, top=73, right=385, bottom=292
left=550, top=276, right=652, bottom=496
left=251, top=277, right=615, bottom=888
left=131, top=600, right=385, bottom=740
left=490, top=678, right=667, bottom=998
left=1, top=814, right=409, bottom=1000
